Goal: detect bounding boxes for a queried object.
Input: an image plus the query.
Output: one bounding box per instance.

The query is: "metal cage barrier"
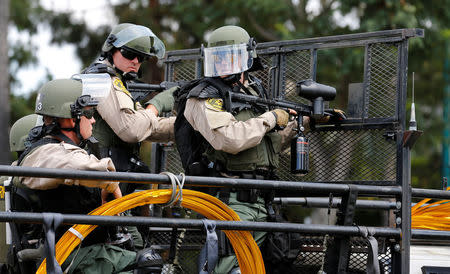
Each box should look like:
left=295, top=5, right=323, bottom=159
left=152, top=28, right=429, bottom=273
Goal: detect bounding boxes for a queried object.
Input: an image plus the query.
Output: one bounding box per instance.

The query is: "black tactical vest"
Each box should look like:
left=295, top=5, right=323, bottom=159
left=186, top=76, right=282, bottom=172
left=82, top=61, right=141, bottom=171
left=12, top=137, right=106, bottom=245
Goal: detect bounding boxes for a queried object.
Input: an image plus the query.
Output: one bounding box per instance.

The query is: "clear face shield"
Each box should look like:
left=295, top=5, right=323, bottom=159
left=71, top=73, right=112, bottom=104
left=112, top=25, right=166, bottom=59
left=203, top=43, right=253, bottom=77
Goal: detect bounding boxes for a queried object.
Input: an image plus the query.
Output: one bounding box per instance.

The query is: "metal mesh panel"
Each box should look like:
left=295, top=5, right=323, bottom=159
left=249, top=54, right=274, bottom=93
left=171, top=59, right=198, bottom=81
left=283, top=50, right=311, bottom=103
left=165, top=145, right=184, bottom=174
left=293, top=235, right=327, bottom=273
left=163, top=144, right=183, bottom=173
left=278, top=129, right=397, bottom=182
left=379, top=246, right=392, bottom=274
left=147, top=228, right=205, bottom=274
left=293, top=235, right=392, bottom=274
left=366, top=43, right=399, bottom=118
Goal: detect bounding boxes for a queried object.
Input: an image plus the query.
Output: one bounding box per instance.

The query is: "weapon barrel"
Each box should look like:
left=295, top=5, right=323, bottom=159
left=126, top=82, right=164, bottom=92
left=230, top=93, right=313, bottom=114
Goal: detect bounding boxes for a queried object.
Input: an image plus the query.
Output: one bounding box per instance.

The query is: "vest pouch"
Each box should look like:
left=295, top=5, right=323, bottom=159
left=223, top=145, right=261, bottom=171
left=266, top=132, right=282, bottom=169
left=105, top=147, right=134, bottom=172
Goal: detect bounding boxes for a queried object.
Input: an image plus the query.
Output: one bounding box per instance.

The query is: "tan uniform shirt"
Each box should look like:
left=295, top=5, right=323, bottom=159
left=184, top=97, right=295, bottom=155
left=19, top=142, right=118, bottom=193
left=96, top=76, right=175, bottom=143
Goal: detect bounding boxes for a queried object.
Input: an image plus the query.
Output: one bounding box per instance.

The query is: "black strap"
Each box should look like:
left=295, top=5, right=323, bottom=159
left=53, top=132, right=77, bottom=146
left=17, top=137, right=60, bottom=166
left=81, top=61, right=117, bottom=77
left=358, top=226, right=380, bottom=274
left=43, top=213, right=63, bottom=274
left=198, top=219, right=218, bottom=274
left=168, top=228, right=178, bottom=264
left=7, top=216, right=23, bottom=265
left=203, top=77, right=233, bottom=112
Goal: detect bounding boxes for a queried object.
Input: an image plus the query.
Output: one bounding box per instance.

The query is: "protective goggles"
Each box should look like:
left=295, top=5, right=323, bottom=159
left=120, top=47, right=148, bottom=63
left=71, top=95, right=98, bottom=119
left=203, top=43, right=252, bottom=77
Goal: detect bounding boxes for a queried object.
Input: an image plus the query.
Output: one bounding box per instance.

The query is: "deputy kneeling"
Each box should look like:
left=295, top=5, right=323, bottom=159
left=10, top=79, right=162, bottom=273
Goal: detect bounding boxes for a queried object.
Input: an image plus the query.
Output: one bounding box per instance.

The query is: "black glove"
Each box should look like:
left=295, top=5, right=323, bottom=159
left=316, top=109, right=347, bottom=123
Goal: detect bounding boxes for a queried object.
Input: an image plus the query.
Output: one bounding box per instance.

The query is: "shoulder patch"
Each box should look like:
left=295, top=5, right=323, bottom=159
left=113, top=78, right=131, bottom=97
left=205, top=98, right=225, bottom=112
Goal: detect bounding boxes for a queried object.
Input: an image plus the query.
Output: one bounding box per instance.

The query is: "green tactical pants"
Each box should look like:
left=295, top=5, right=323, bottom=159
left=61, top=244, right=136, bottom=274
left=213, top=192, right=267, bottom=274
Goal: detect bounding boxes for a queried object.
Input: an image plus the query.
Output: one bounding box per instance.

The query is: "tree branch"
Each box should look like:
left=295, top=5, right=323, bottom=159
left=247, top=12, right=279, bottom=41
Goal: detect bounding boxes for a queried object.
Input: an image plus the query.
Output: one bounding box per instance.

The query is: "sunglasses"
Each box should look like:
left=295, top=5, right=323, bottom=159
left=119, top=48, right=148, bottom=63
left=80, top=108, right=95, bottom=119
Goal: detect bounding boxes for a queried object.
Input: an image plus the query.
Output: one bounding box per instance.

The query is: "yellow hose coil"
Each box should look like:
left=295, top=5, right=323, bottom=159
left=36, top=189, right=265, bottom=274
left=412, top=187, right=450, bottom=231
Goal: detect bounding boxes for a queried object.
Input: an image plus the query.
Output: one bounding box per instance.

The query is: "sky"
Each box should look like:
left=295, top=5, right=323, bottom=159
left=10, top=0, right=117, bottom=96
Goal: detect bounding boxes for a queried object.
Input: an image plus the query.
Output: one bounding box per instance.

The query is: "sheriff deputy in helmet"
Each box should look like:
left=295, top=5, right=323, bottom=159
left=81, top=23, right=177, bottom=195
left=0, top=114, right=42, bottom=266
left=9, top=79, right=141, bottom=273
left=9, top=114, right=43, bottom=160
left=181, top=26, right=299, bottom=273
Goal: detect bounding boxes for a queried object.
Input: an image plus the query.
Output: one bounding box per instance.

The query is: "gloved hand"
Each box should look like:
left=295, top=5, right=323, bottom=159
left=146, top=86, right=179, bottom=113
left=316, top=109, right=347, bottom=123
left=271, top=109, right=290, bottom=127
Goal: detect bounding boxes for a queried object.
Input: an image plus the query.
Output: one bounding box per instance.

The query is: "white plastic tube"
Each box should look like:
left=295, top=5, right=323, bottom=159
left=4, top=177, right=12, bottom=245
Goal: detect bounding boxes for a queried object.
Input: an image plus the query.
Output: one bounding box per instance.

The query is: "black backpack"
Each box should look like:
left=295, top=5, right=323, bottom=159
left=173, top=79, right=209, bottom=175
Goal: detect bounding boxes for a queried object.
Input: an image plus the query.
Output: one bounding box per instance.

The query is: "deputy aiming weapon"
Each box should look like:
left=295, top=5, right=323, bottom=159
left=126, top=79, right=342, bottom=174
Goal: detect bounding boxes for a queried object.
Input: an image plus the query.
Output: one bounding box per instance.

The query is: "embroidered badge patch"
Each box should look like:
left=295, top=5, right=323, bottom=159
left=205, top=98, right=225, bottom=111
left=113, top=78, right=131, bottom=96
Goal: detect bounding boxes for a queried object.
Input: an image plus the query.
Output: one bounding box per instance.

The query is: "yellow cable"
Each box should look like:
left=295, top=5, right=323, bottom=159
left=36, top=189, right=265, bottom=274
left=412, top=187, right=450, bottom=231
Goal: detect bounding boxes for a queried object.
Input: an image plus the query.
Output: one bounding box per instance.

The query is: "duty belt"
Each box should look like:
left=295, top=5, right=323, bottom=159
left=216, top=172, right=272, bottom=204
left=218, top=187, right=262, bottom=204
left=220, top=168, right=274, bottom=180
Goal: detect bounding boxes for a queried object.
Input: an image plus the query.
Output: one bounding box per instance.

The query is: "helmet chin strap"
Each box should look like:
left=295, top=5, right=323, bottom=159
left=222, top=73, right=252, bottom=95
left=111, top=64, right=138, bottom=81
left=221, top=74, right=241, bottom=85
left=60, top=118, right=84, bottom=145
left=121, top=70, right=139, bottom=81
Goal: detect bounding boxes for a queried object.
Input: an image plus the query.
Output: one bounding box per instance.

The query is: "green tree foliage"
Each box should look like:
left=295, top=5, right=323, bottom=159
left=9, top=0, right=46, bottom=85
